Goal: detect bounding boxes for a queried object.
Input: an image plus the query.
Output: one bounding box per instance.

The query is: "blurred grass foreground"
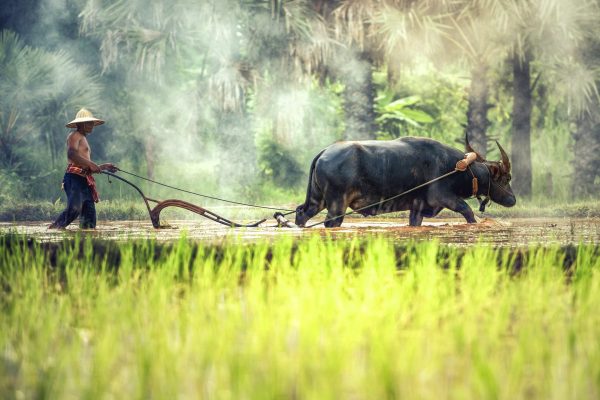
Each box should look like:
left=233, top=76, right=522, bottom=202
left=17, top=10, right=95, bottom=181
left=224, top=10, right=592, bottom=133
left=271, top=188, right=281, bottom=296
left=1, top=235, right=599, bottom=399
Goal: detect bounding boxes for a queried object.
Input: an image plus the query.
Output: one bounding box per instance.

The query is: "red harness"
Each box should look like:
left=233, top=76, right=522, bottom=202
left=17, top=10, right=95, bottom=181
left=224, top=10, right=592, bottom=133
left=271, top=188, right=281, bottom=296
left=65, top=164, right=100, bottom=203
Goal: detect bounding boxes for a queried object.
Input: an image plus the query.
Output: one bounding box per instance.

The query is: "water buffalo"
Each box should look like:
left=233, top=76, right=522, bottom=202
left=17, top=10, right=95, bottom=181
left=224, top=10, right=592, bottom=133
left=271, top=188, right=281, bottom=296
left=295, top=136, right=516, bottom=227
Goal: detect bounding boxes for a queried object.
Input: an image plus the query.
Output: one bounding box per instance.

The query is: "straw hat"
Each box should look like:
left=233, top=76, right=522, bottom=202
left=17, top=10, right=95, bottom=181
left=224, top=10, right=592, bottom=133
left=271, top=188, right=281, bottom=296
left=65, top=108, right=105, bottom=128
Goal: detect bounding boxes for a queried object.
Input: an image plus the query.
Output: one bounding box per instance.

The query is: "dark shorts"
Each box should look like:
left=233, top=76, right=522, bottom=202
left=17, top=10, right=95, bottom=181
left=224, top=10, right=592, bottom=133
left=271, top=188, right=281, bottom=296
left=50, top=173, right=97, bottom=229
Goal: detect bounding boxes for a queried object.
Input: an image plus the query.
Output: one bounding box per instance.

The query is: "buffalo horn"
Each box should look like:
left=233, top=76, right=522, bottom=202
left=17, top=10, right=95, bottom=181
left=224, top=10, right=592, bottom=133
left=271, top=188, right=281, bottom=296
left=496, top=141, right=511, bottom=173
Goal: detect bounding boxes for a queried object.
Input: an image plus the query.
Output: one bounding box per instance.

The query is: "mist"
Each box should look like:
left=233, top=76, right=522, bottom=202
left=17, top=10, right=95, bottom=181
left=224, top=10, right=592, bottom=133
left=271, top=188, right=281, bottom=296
left=1, top=0, right=599, bottom=209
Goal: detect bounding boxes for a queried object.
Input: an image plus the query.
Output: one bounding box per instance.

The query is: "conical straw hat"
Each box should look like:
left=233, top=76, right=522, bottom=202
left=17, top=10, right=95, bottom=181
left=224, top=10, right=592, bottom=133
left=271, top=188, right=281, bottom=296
left=66, top=108, right=105, bottom=128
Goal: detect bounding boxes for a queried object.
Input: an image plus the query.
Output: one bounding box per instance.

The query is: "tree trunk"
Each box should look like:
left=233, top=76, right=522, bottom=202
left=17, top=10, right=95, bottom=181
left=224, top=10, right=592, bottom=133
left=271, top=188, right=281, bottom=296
left=465, top=63, right=491, bottom=157
left=339, top=50, right=376, bottom=140
left=572, top=107, right=600, bottom=197
left=511, top=50, right=533, bottom=198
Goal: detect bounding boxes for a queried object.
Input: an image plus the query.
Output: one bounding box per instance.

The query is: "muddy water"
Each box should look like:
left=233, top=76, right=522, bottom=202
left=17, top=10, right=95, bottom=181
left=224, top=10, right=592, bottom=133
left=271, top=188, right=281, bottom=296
left=2, top=217, right=599, bottom=247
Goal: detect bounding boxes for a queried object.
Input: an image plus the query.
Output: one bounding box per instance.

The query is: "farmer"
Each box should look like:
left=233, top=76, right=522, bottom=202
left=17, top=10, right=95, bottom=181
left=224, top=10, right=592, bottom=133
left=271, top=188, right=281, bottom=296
left=48, top=108, right=118, bottom=229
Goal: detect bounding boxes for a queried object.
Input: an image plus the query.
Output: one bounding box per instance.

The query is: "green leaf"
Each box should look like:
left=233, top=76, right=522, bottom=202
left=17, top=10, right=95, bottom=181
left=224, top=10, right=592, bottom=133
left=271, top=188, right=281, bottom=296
left=399, top=108, right=434, bottom=123
left=384, top=96, right=422, bottom=110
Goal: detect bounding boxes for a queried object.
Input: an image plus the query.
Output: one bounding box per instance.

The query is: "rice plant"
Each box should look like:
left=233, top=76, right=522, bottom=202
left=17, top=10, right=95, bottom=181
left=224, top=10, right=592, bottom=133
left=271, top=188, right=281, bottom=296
left=0, top=234, right=599, bottom=399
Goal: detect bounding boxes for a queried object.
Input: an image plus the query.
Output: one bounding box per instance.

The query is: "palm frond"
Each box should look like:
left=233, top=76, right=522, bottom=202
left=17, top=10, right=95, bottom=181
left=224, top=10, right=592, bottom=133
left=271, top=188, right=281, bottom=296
left=0, top=29, right=102, bottom=168
left=551, top=57, right=600, bottom=116
left=282, top=2, right=334, bottom=76
left=80, top=0, right=207, bottom=79
left=332, top=0, right=379, bottom=50
left=208, top=63, right=250, bottom=113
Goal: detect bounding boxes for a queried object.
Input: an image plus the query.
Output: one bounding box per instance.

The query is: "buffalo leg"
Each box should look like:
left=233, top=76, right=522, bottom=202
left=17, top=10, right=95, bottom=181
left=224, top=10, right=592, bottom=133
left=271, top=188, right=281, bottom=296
left=295, top=201, right=325, bottom=227
left=442, top=198, right=476, bottom=223
left=409, top=199, right=432, bottom=226
left=305, top=203, right=324, bottom=221
left=324, top=197, right=347, bottom=228
left=409, top=209, right=424, bottom=226
left=423, top=207, right=443, bottom=218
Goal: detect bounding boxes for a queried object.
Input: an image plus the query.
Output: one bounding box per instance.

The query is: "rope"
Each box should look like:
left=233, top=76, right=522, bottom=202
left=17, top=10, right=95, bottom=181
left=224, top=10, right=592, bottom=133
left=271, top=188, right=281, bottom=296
left=304, top=169, right=460, bottom=228
left=114, top=169, right=295, bottom=213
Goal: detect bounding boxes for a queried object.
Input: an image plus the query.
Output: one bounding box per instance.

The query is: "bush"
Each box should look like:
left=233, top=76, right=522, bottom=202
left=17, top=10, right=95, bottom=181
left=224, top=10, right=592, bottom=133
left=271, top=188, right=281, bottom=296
left=257, top=138, right=304, bottom=189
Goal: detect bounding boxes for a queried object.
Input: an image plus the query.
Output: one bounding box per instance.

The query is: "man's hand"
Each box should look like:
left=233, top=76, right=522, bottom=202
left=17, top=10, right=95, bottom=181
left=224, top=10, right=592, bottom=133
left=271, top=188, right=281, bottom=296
left=99, top=163, right=118, bottom=173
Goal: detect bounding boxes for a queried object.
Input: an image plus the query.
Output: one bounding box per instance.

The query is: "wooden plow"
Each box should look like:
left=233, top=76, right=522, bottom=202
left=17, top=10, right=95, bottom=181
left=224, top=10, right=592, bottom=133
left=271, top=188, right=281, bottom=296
left=102, top=172, right=266, bottom=228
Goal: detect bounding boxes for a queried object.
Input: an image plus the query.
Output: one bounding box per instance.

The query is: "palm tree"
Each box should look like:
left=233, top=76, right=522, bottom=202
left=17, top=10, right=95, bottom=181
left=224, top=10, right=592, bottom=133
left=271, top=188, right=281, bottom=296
left=80, top=0, right=254, bottom=184
left=242, top=0, right=331, bottom=127
left=0, top=30, right=101, bottom=167
left=81, top=1, right=324, bottom=178
left=436, top=4, right=508, bottom=158
left=472, top=0, right=599, bottom=198
left=80, top=0, right=332, bottom=192
left=570, top=34, right=600, bottom=197
left=0, top=29, right=64, bottom=170
left=573, top=110, right=600, bottom=197
left=326, top=0, right=454, bottom=140
left=0, top=29, right=101, bottom=197
left=329, top=0, right=380, bottom=140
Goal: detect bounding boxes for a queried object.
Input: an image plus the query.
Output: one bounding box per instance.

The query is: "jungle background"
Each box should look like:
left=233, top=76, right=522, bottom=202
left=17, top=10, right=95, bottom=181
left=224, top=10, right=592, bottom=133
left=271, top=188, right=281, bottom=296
left=1, top=0, right=599, bottom=218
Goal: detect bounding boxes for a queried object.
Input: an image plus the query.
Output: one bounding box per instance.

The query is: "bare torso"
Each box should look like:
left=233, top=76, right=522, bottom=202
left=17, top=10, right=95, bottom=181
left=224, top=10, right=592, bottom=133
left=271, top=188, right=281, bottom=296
left=67, top=131, right=91, bottom=167
left=64, top=122, right=116, bottom=174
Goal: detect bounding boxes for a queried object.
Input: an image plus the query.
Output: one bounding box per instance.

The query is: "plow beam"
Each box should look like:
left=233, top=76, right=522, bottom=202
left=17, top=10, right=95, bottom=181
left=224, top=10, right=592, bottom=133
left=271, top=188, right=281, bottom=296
left=149, top=199, right=266, bottom=228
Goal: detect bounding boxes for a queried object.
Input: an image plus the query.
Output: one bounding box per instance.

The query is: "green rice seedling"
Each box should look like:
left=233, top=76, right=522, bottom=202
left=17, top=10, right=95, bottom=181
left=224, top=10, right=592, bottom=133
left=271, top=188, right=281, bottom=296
left=0, top=234, right=599, bottom=399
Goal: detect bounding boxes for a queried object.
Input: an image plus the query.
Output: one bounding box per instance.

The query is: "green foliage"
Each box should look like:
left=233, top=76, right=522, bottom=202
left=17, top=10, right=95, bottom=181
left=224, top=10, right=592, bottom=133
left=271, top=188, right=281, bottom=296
left=0, top=199, right=150, bottom=221
left=251, top=78, right=344, bottom=196
left=375, top=93, right=435, bottom=139
left=0, top=29, right=52, bottom=170
left=1, top=236, right=600, bottom=398
left=0, top=29, right=102, bottom=199
left=257, top=136, right=304, bottom=189
left=374, top=66, right=468, bottom=144
left=1, top=0, right=599, bottom=204
left=0, top=170, right=23, bottom=204
left=378, top=95, right=435, bottom=125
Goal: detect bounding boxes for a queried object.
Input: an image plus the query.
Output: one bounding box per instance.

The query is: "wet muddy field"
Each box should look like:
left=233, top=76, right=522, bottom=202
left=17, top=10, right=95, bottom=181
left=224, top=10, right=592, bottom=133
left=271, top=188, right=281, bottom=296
left=2, top=216, right=599, bottom=247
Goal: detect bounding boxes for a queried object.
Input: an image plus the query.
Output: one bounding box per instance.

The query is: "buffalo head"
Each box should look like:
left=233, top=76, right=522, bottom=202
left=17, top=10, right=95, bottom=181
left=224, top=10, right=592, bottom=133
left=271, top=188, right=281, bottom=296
left=295, top=204, right=309, bottom=227
left=466, top=134, right=516, bottom=207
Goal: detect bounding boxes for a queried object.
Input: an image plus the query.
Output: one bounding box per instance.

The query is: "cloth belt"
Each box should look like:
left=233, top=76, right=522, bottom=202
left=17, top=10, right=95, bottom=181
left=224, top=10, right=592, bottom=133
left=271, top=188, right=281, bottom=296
left=65, top=163, right=100, bottom=203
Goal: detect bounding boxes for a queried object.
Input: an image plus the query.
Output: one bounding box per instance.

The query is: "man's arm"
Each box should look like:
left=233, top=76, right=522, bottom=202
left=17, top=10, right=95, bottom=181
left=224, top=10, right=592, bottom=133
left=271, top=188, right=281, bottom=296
left=67, top=133, right=102, bottom=173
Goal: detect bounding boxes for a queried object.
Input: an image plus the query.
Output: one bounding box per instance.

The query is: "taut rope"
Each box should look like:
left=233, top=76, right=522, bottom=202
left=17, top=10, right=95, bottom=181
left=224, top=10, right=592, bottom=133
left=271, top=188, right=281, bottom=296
left=115, top=168, right=295, bottom=213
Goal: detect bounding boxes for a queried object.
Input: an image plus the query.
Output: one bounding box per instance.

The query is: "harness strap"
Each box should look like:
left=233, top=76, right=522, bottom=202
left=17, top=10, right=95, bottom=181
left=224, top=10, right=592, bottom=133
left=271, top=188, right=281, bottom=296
left=467, top=166, right=478, bottom=198
left=475, top=164, right=492, bottom=212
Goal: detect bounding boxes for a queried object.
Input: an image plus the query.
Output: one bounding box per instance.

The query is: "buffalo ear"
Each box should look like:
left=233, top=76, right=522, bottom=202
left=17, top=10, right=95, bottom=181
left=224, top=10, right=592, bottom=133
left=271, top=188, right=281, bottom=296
left=488, top=164, right=501, bottom=179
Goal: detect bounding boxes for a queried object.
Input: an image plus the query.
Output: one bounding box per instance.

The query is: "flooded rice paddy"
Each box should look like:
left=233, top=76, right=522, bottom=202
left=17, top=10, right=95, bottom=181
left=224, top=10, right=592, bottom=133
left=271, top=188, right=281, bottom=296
left=2, top=216, right=599, bottom=246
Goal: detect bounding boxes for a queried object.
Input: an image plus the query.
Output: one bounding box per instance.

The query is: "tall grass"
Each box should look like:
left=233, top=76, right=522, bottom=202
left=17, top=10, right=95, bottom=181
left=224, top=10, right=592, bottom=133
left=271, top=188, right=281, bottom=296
left=1, top=235, right=599, bottom=399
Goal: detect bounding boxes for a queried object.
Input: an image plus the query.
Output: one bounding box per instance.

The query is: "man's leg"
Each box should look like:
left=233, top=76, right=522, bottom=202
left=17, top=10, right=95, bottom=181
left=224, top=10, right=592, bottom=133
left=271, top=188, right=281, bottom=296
left=49, top=174, right=84, bottom=229
left=80, top=197, right=97, bottom=229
